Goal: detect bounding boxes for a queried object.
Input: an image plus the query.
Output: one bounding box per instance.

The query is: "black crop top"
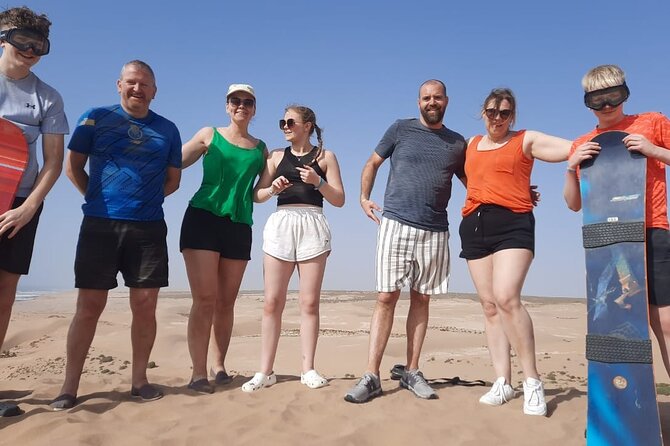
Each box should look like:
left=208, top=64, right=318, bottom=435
left=276, top=146, right=326, bottom=207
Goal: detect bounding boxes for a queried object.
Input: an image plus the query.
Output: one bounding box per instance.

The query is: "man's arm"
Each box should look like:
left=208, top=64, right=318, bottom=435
left=66, top=150, right=90, bottom=196
left=360, top=152, right=385, bottom=224
left=0, top=133, right=64, bottom=238
left=164, top=166, right=181, bottom=197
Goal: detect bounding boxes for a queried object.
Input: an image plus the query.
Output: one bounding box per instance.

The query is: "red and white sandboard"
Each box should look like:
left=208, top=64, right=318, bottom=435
left=0, top=118, right=28, bottom=215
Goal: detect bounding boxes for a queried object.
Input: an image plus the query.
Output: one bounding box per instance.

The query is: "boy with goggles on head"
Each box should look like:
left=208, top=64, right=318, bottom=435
left=564, top=64, right=670, bottom=381
left=0, top=6, right=68, bottom=417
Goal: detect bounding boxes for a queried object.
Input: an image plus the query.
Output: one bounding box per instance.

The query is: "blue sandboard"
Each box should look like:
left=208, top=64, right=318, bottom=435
left=580, top=131, right=662, bottom=445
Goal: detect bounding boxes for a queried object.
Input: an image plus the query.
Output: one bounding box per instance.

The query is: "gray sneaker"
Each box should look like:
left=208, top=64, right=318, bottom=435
left=344, top=372, right=382, bottom=403
left=400, top=369, right=437, bottom=399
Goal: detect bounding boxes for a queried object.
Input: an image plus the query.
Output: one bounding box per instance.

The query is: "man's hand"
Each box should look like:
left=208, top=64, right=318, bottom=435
left=360, top=197, right=382, bottom=224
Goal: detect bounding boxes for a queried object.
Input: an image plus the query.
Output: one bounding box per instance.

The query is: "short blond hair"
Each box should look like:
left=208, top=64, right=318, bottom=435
left=582, top=65, right=626, bottom=92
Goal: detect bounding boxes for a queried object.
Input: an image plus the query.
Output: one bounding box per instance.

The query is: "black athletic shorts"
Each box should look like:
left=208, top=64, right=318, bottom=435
left=74, top=216, right=169, bottom=289
left=0, top=197, right=43, bottom=275
left=179, top=205, right=252, bottom=260
left=647, top=228, right=670, bottom=307
left=459, top=204, right=535, bottom=260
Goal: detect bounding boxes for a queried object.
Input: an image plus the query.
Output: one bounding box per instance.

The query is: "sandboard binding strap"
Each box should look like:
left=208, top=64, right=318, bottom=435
left=582, top=221, right=645, bottom=249
left=586, top=334, right=652, bottom=363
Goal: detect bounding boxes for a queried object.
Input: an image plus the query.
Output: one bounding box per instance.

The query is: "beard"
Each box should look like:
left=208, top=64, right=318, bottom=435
left=421, top=106, right=445, bottom=125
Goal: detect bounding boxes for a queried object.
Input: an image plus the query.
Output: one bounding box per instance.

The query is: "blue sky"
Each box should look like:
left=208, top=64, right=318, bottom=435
left=15, top=0, right=670, bottom=297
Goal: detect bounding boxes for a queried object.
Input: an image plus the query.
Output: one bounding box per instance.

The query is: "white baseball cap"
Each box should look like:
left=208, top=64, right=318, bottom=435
left=227, top=84, right=255, bottom=99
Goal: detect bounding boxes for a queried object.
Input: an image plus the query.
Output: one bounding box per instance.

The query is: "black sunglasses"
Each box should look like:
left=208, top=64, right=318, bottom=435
left=279, top=118, right=304, bottom=129
left=484, top=108, right=512, bottom=120
left=228, top=97, right=255, bottom=107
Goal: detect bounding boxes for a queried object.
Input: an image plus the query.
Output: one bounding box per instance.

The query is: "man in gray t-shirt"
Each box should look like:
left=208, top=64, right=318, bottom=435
left=345, top=79, right=466, bottom=403
left=0, top=6, right=69, bottom=417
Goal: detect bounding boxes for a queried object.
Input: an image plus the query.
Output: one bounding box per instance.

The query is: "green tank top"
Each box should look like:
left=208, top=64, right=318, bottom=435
left=189, top=129, right=266, bottom=225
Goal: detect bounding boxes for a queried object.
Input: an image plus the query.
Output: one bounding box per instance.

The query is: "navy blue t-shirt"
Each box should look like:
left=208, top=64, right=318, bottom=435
left=375, top=118, right=466, bottom=231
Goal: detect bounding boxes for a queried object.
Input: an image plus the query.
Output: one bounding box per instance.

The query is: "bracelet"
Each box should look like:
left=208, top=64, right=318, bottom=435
left=566, top=167, right=577, bottom=173
left=314, top=177, right=325, bottom=190
left=267, top=187, right=276, bottom=196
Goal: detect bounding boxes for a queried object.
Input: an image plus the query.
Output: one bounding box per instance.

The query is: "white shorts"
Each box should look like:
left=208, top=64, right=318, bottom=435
left=263, top=206, right=332, bottom=262
left=376, top=217, right=450, bottom=294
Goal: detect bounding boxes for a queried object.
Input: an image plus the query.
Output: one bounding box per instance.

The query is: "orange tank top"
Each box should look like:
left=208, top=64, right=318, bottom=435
left=462, top=130, right=534, bottom=217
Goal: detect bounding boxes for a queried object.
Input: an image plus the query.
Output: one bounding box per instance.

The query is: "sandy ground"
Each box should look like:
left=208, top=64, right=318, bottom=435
left=1, top=290, right=668, bottom=445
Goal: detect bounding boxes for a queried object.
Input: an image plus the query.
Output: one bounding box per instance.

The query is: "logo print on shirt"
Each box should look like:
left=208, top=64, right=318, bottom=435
left=128, top=124, right=143, bottom=143
left=25, top=103, right=35, bottom=109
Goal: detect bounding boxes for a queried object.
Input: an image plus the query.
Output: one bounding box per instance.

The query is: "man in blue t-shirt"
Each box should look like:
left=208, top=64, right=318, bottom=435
left=50, top=60, right=181, bottom=411
left=345, top=79, right=467, bottom=403
left=0, top=6, right=69, bottom=418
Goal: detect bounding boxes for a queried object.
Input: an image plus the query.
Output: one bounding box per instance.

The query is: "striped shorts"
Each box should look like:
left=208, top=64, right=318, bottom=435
left=375, top=217, right=450, bottom=294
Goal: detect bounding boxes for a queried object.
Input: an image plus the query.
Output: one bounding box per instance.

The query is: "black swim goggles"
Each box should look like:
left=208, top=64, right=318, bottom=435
left=583, top=82, right=629, bottom=111
left=0, top=28, right=50, bottom=56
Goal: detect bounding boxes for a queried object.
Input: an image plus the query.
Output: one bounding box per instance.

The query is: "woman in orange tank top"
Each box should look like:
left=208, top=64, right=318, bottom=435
left=459, top=88, right=571, bottom=416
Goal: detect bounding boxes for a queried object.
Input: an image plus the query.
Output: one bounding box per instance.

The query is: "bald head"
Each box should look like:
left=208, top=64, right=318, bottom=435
left=419, top=79, right=447, bottom=98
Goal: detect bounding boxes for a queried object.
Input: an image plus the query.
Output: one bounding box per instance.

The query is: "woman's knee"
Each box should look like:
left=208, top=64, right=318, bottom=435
left=263, top=295, right=286, bottom=316
left=495, top=294, right=522, bottom=313
left=479, top=299, right=498, bottom=318
left=299, top=297, right=320, bottom=317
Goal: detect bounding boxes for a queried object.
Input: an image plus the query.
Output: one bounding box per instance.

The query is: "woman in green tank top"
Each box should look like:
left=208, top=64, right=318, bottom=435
left=179, top=84, right=267, bottom=393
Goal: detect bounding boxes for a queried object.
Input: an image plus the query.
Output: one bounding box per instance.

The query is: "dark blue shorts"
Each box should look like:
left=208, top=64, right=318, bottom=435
left=0, top=197, right=43, bottom=275
left=179, top=205, right=252, bottom=260
left=459, top=204, right=535, bottom=260
left=74, top=216, right=168, bottom=289
left=647, top=228, right=670, bottom=307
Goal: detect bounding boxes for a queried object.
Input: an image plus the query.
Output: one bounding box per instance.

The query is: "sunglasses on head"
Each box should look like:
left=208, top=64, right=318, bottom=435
left=583, top=83, right=629, bottom=111
left=228, top=97, right=255, bottom=107
left=0, top=28, right=50, bottom=56
left=484, top=108, right=512, bottom=120
left=279, top=118, right=304, bottom=129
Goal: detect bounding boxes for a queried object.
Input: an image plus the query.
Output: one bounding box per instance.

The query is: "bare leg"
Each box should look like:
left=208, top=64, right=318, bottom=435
left=0, top=270, right=20, bottom=349
left=210, top=258, right=248, bottom=373
left=365, top=290, right=400, bottom=376
left=467, top=256, right=512, bottom=382
left=259, top=254, right=294, bottom=374
left=296, top=253, right=328, bottom=373
left=649, top=304, right=670, bottom=380
left=406, top=289, right=430, bottom=370
left=490, top=249, right=538, bottom=380
left=183, top=249, right=220, bottom=381
left=129, top=287, right=159, bottom=388
left=57, top=289, right=108, bottom=396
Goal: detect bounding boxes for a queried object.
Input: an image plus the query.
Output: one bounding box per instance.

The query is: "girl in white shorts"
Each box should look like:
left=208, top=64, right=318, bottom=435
left=242, top=105, right=345, bottom=392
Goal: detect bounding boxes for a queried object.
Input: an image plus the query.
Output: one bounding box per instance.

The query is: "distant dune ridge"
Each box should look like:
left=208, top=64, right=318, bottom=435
left=1, top=290, right=668, bottom=445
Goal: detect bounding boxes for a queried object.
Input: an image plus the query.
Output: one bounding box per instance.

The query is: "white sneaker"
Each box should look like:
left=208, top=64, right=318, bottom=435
left=479, top=376, right=515, bottom=406
left=523, top=377, right=547, bottom=416
left=241, top=372, right=277, bottom=393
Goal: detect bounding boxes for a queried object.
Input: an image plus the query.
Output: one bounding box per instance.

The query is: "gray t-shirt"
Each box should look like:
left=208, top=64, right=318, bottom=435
left=0, top=71, right=70, bottom=197
left=375, top=118, right=466, bottom=231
